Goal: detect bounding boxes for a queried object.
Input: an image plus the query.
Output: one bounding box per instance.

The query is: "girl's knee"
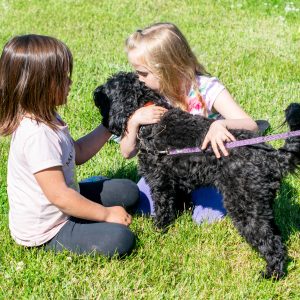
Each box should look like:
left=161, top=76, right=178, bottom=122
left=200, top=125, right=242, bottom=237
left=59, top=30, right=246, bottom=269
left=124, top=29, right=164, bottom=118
left=191, top=186, right=226, bottom=224
left=121, top=179, right=140, bottom=207
left=112, top=179, right=140, bottom=208
left=192, top=205, right=226, bottom=224
left=106, top=225, right=136, bottom=257
left=101, top=179, right=140, bottom=208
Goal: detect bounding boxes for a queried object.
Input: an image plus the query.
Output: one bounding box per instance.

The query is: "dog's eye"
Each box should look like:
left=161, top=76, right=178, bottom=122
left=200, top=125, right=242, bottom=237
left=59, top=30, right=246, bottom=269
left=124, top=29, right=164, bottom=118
left=136, top=70, right=148, bottom=78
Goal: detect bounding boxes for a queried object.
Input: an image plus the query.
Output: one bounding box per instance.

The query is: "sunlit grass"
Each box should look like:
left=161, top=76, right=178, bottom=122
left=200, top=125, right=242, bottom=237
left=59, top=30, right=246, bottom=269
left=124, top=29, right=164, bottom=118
left=0, top=0, right=300, bottom=298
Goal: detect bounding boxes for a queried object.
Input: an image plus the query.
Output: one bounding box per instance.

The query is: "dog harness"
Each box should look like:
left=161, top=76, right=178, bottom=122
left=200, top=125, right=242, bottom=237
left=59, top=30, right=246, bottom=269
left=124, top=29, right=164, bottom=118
left=158, top=129, right=300, bottom=155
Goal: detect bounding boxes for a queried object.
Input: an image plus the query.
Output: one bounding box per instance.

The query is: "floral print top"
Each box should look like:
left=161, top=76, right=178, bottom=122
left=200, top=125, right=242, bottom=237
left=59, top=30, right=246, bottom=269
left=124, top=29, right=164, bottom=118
left=187, top=75, right=225, bottom=119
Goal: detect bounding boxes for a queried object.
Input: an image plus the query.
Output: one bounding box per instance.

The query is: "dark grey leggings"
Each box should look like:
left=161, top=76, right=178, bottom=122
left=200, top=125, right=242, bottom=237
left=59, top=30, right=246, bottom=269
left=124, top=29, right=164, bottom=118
left=45, top=178, right=139, bottom=257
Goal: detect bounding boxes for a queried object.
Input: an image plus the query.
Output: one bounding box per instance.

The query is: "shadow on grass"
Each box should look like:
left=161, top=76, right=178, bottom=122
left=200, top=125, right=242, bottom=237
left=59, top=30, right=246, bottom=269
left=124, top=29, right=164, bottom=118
left=275, top=180, right=300, bottom=241
left=274, top=180, right=300, bottom=276
left=105, top=158, right=139, bottom=183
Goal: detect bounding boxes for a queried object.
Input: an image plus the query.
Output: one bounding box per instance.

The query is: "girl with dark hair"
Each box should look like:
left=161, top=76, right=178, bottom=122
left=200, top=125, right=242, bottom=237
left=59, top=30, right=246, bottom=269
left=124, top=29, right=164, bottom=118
left=0, top=34, right=138, bottom=256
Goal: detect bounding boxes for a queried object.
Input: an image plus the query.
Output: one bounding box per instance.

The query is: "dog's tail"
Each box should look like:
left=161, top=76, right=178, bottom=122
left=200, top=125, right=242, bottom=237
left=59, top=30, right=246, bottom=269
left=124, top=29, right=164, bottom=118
left=278, top=103, right=300, bottom=174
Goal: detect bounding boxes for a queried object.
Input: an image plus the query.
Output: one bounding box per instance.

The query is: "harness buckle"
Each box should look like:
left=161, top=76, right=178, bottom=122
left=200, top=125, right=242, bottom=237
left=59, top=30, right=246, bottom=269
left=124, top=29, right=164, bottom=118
left=157, top=150, right=169, bottom=155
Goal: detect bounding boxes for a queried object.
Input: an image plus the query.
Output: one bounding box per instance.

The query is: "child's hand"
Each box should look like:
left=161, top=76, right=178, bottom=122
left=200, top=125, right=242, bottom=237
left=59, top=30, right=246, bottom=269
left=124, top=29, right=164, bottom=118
left=105, top=206, right=132, bottom=226
left=201, top=120, right=236, bottom=158
left=121, top=104, right=168, bottom=159
left=129, top=105, right=168, bottom=127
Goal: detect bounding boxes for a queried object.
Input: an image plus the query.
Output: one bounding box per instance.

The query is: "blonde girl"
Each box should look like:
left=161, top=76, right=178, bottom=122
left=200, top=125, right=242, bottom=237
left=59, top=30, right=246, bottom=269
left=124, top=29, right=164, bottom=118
left=0, top=34, right=138, bottom=255
left=121, top=22, right=267, bottom=223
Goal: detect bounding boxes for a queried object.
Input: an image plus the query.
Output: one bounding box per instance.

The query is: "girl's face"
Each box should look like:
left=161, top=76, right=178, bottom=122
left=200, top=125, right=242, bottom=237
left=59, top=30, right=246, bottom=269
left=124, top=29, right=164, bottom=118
left=65, top=76, right=72, bottom=98
left=56, top=75, right=72, bottom=106
left=128, top=50, right=160, bottom=92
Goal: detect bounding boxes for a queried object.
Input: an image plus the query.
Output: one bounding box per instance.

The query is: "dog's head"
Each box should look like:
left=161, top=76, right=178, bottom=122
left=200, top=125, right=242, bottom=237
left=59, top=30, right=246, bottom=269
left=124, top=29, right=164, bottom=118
left=94, top=72, right=170, bottom=136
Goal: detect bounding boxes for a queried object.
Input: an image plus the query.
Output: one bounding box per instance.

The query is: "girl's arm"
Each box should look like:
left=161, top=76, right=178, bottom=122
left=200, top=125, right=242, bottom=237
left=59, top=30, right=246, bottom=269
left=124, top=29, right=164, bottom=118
left=74, top=124, right=112, bottom=165
left=212, top=89, right=258, bottom=130
left=201, top=89, right=258, bottom=158
left=120, top=105, right=168, bottom=159
left=34, top=166, right=132, bottom=226
left=120, top=118, right=140, bottom=159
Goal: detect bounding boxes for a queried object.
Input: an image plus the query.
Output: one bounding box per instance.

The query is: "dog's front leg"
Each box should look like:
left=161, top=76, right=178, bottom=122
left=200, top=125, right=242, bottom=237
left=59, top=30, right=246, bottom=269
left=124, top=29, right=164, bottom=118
left=150, top=182, right=177, bottom=231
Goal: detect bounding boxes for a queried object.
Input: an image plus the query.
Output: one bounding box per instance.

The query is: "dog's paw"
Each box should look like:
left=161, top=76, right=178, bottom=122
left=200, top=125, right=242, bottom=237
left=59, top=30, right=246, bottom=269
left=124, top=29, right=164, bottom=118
left=154, top=219, right=170, bottom=233
left=260, top=269, right=285, bottom=280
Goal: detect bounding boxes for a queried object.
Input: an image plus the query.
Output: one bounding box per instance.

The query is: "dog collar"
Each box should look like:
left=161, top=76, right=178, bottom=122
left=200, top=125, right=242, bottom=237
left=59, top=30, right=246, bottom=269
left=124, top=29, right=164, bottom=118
left=144, top=101, right=154, bottom=107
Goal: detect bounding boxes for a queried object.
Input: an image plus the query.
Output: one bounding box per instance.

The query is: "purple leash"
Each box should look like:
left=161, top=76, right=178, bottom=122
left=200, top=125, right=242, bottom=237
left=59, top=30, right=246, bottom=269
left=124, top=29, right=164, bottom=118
left=161, top=129, right=300, bottom=155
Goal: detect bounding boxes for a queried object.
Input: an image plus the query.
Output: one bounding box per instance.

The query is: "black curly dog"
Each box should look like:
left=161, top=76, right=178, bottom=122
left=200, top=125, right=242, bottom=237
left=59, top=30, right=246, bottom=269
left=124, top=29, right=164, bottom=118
left=94, top=72, right=300, bottom=279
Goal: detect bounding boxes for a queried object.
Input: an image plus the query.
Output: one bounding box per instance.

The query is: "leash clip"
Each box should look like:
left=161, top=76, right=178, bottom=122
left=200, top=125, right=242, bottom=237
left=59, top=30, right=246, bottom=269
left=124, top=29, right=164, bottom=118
left=157, top=150, right=169, bottom=155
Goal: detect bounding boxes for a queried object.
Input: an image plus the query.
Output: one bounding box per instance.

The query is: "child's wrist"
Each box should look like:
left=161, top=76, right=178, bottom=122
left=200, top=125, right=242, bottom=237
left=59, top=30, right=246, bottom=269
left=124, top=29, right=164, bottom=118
left=101, top=206, right=110, bottom=222
left=215, top=119, right=227, bottom=128
left=128, top=115, right=140, bottom=129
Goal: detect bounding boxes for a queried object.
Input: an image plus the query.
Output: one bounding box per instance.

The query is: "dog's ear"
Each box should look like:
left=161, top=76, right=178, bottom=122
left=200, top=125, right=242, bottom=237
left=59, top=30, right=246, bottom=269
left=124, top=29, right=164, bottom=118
left=93, top=85, right=110, bottom=129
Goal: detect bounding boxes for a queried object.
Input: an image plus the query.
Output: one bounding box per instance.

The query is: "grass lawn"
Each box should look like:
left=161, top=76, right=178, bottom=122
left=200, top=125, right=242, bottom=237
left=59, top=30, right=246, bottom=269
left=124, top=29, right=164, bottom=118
left=0, top=0, right=300, bottom=298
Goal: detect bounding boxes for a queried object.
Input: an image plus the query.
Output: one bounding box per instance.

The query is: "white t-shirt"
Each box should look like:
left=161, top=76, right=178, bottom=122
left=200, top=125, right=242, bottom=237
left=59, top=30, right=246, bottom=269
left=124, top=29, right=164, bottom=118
left=7, top=116, right=79, bottom=246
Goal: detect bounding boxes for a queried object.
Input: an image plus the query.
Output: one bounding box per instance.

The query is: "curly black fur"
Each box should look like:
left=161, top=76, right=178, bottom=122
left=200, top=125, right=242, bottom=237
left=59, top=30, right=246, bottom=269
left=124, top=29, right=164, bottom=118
left=94, top=72, right=300, bottom=279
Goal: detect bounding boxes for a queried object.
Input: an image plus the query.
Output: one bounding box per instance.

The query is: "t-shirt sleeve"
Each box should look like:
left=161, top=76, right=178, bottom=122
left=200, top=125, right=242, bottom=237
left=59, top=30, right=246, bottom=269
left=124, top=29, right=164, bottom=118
left=204, top=77, right=225, bottom=111
left=23, top=128, right=63, bottom=174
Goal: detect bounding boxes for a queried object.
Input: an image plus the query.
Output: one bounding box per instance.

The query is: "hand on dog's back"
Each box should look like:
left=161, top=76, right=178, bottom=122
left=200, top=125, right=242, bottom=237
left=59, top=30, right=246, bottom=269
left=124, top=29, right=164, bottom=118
left=121, top=104, right=168, bottom=159
left=129, top=105, right=168, bottom=127
left=201, top=120, right=236, bottom=158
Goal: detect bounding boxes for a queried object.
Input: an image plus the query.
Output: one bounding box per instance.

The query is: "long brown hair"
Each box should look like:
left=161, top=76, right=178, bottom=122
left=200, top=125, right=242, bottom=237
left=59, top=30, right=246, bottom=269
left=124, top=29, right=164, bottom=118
left=125, top=22, right=209, bottom=111
left=0, top=34, right=73, bottom=136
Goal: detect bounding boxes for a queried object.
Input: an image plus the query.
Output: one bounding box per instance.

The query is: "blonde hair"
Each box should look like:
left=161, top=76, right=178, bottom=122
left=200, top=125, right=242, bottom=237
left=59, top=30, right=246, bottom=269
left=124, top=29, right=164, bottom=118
left=125, top=22, right=208, bottom=111
left=0, top=34, right=73, bottom=136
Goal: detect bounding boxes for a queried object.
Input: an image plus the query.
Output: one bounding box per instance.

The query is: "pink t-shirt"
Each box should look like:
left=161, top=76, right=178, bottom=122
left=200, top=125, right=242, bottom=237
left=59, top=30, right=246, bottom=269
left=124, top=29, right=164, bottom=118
left=7, top=115, right=79, bottom=246
left=187, top=75, right=225, bottom=118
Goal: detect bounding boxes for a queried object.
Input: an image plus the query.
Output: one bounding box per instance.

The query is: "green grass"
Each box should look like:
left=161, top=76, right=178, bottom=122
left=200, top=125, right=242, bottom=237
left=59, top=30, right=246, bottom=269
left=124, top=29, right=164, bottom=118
left=1, top=0, right=300, bottom=298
